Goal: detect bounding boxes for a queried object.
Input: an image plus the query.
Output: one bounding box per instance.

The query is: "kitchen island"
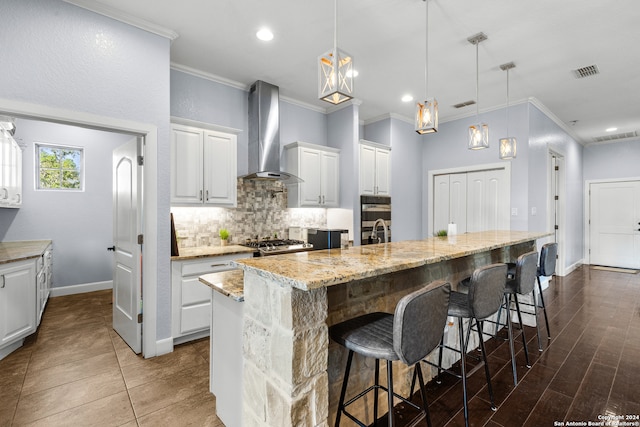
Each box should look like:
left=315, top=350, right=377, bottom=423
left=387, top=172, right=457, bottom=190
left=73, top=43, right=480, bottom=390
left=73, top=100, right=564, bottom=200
left=230, top=230, right=551, bottom=427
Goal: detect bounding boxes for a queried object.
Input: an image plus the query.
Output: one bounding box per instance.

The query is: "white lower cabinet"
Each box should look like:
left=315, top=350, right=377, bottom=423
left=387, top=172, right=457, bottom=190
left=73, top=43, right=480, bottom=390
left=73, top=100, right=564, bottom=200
left=171, top=253, right=248, bottom=343
left=37, top=245, right=53, bottom=324
left=0, top=259, right=37, bottom=355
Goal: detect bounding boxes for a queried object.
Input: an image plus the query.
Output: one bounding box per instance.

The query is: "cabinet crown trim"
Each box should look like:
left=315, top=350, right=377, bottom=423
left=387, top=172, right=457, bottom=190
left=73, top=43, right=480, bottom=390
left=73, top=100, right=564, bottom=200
left=284, top=141, right=340, bottom=153
left=359, top=139, right=391, bottom=151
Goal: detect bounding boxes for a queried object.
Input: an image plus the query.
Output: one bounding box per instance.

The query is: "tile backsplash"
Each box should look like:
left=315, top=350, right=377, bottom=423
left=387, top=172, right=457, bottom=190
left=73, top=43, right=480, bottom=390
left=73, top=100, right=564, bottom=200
left=171, top=179, right=327, bottom=248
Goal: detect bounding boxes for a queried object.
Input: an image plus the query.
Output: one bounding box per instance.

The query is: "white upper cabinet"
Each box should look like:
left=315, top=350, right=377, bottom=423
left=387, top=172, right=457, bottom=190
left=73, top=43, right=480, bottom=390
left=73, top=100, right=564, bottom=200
left=285, top=142, right=340, bottom=208
left=0, top=130, right=23, bottom=208
left=170, top=124, right=237, bottom=207
left=359, top=140, right=391, bottom=196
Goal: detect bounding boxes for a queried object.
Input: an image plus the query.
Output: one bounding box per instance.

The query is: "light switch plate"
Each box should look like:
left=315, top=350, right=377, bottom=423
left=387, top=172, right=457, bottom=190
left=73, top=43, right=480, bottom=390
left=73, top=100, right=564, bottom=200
left=511, top=208, right=518, bottom=216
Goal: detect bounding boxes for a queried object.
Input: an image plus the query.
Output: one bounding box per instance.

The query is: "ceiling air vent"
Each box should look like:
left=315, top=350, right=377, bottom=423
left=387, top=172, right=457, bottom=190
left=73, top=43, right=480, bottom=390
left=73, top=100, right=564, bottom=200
left=573, top=64, right=600, bottom=79
left=453, top=100, right=476, bottom=109
left=592, top=131, right=637, bottom=143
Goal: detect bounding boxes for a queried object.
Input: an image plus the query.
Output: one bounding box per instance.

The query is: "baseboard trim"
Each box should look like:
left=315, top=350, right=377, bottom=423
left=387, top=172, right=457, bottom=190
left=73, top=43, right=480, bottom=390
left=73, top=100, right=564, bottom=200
left=564, top=260, right=583, bottom=276
left=49, top=281, right=113, bottom=297
left=156, top=337, right=174, bottom=357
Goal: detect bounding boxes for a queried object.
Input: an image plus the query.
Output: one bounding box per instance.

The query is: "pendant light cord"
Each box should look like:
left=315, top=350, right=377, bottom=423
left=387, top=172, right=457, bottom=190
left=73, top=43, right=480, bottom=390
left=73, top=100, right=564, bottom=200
left=425, top=0, right=429, bottom=98
left=333, top=0, right=337, bottom=52
left=475, top=42, right=479, bottom=119
left=506, top=68, right=510, bottom=136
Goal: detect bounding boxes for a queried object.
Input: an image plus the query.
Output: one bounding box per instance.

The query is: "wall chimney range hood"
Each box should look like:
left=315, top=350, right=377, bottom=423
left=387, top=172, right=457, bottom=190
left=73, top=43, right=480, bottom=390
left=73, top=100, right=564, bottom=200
left=243, top=80, right=301, bottom=183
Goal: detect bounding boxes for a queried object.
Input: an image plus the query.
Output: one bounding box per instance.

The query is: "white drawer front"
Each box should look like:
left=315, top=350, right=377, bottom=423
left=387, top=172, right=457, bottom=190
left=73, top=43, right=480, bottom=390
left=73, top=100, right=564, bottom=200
left=182, top=277, right=211, bottom=306
left=180, top=303, right=210, bottom=334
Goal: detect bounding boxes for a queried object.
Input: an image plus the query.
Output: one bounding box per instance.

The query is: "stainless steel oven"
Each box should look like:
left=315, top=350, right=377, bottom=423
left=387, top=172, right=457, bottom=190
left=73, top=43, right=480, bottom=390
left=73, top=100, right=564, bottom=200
left=240, top=239, right=314, bottom=256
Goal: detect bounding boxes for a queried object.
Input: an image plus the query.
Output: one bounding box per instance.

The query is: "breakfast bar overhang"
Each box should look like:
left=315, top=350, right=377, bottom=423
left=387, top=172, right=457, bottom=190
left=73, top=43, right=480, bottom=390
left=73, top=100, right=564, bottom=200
left=230, top=230, right=552, bottom=427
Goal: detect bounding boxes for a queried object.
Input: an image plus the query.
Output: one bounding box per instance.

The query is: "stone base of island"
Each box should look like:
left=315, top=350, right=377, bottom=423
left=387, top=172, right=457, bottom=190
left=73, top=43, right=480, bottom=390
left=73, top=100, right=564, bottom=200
left=205, top=231, right=551, bottom=427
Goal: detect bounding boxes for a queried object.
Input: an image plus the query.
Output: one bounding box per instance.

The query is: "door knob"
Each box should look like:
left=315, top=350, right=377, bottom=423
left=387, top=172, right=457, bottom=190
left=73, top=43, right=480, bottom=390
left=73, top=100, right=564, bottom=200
left=107, top=246, right=116, bottom=251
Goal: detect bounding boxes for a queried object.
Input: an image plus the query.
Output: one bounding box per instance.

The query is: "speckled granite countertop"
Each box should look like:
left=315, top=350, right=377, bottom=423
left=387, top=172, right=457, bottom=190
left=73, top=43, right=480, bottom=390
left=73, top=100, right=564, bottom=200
left=171, top=245, right=256, bottom=261
left=199, top=270, right=245, bottom=302
left=0, top=240, right=52, bottom=265
left=232, top=230, right=552, bottom=291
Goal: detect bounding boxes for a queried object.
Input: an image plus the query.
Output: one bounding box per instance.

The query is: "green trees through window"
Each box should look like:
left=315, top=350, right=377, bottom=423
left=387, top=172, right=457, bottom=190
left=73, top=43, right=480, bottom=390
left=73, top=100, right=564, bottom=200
left=36, top=144, right=83, bottom=190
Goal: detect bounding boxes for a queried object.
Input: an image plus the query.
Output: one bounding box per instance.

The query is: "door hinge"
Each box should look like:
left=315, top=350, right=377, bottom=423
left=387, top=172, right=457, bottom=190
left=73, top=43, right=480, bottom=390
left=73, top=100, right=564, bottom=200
left=554, top=225, right=559, bottom=230
left=554, top=195, right=559, bottom=200
left=137, top=313, right=143, bottom=323
left=137, top=156, right=144, bottom=166
left=138, top=234, right=144, bottom=244
left=555, top=165, right=559, bottom=171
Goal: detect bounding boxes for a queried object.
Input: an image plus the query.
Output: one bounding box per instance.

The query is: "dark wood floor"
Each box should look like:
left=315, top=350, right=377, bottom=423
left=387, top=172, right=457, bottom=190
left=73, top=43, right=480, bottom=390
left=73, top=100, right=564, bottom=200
left=379, top=265, right=640, bottom=427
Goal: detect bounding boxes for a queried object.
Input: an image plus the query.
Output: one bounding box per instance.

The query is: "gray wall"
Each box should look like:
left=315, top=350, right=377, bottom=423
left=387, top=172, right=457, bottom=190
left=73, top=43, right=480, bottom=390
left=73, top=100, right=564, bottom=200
left=170, top=70, right=329, bottom=176
left=0, top=119, right=130, bottom=287
left=583, top=139, right=640, bottom=181
left=528, top=105, right=584, bottom=268
left=0, top=0, right=172, bottom=340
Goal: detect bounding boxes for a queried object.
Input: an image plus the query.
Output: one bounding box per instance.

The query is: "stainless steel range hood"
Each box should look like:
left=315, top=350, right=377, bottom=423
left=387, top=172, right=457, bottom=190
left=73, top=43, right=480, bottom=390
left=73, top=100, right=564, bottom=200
left=243, top=80, right=301, bottom=183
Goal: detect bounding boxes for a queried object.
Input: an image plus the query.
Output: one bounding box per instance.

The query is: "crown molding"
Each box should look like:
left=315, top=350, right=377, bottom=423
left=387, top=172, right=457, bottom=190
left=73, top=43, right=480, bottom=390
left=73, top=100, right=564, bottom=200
left=363, top=112, right=413, bottom=126
left=63, top=0, right=179, bottom=41
left=526, top=97, right=583, bottom=144
left=170, top=63, right=248, bottom=91
left=280, top=96, right=327, bottom=114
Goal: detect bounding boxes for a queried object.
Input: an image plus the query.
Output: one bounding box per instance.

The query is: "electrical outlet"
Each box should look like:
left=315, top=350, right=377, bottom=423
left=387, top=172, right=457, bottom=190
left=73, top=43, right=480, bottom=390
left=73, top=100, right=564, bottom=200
left=531, top=207, right=537, bottom=216
left=511, top=208, right=518, bottom=216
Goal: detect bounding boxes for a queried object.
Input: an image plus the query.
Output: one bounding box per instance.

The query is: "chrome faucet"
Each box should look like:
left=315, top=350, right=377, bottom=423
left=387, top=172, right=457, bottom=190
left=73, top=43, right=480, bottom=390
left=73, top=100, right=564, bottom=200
left=370, top=218, right=389, bottom=243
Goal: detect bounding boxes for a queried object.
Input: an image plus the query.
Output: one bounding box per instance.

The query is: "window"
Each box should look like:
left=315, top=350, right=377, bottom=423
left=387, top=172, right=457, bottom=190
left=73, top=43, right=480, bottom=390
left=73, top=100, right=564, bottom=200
left=36, top=143, right=84, bottom=191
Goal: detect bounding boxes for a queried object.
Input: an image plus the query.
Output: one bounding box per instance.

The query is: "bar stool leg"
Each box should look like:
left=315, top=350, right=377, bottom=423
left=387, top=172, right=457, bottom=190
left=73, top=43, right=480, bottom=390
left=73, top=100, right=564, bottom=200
left=335, top=350, right=354, bottom=427
left=505, top=295, right=517, bottom=386
left=476, top=320, right=497, bottom=411
left=374, top=358, right=380, bottom=423
left=387, top=361, right=394, bottom=427
left=537, top=276, right=551, bottom=342
left=436, top=335, right=444, bottom=384
left=513, top=295, right=531, bottom=368
left=458, top=319, right=469, bottom=427
left=415, top=364, right=433, bottom=427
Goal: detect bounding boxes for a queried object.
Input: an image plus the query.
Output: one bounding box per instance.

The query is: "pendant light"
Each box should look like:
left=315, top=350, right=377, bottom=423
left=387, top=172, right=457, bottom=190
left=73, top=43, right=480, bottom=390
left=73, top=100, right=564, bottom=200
left=318, top=0, right=353, bottom=105
left=467, top=32, right=489, bottom=150
left=415, top=0, right=438, bottom=134
left=499, top=62, right=517, bottom=159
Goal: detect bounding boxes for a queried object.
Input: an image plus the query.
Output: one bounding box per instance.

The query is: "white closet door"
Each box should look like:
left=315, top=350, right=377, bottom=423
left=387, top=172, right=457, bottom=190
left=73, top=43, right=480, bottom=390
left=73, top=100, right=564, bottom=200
left=450, top=173, right=468, bottom=234
left=433, top=175, right=450, bottom=234
left=467, top=171, right=485, bottom=232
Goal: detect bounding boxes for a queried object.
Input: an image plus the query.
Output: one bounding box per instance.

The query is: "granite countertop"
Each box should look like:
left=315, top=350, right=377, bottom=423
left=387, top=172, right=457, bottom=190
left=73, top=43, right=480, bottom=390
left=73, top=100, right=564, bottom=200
left=171, top=245, right=256, bottom=261
left=232, top=230, right=552, bottom=291
left=0, top=240, right=52, bottom=265
left=199, top=270, right=245, bottom=302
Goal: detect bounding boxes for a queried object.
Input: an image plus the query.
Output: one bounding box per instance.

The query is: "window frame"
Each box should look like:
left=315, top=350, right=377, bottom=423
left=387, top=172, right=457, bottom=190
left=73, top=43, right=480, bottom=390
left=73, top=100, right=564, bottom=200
left=34, top=142, right=85, bottom=192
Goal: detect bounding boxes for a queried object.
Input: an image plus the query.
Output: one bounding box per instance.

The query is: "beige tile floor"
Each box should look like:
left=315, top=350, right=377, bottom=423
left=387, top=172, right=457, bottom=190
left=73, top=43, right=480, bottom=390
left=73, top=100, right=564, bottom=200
left=0, top=290, right=224, bottom=427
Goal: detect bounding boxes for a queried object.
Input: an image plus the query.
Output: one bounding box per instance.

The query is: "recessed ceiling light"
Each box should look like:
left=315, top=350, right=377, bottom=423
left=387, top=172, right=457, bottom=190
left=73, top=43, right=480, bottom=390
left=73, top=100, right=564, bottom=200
left=401, top=95, right=413, bottom=102
left=256, top=28, right=274, bottom=41
left=345, top=69, right=359, bottom=78
left=605, top=127, right=617, bottom=132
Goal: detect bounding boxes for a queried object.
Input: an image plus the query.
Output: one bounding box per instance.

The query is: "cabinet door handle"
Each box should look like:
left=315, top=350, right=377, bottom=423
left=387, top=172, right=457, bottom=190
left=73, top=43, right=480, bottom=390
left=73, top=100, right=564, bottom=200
left=1, top=275, right=4, bottom=289
left=318, top=195, right=321, bottom=204
left=199, top=190, right=203, bottom=201
left=322, top=195, right=325, bottom=204
left=1, top=188, right=7, bottom=199
left=205, top=190, right=209, bottom=201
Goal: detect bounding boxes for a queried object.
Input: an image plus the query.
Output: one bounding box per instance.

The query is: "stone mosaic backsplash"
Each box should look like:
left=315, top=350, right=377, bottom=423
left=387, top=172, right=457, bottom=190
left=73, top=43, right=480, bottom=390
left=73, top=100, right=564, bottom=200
left=171, top=179, right=327, bottom=248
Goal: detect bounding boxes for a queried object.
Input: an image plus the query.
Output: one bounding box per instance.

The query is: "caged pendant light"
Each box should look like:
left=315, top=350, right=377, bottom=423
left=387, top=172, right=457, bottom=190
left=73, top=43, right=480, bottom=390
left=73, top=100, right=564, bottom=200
left=467, top=32, right=489, bottom=150
left=499, top=62, right=517, bottom=159
left=415, top=0, right=438, bottom=134
left=318, top=0, right=354, bottom=105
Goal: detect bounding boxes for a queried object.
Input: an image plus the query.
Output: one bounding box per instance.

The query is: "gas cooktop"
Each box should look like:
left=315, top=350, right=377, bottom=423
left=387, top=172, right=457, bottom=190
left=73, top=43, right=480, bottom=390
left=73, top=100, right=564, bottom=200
left=240, top=239, right=313, bottom=256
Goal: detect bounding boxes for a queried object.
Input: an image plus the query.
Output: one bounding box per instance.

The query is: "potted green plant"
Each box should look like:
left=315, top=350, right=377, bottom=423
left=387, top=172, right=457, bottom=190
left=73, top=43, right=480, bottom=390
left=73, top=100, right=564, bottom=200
left=219, top=228, right=230, bottom=246
left=435, top=229, right=448, bottom=237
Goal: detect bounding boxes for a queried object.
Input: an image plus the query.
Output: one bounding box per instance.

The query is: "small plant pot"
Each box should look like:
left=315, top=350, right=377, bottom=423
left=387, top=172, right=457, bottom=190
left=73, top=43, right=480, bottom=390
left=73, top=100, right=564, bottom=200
left=220, top=239, right=228, bottom=247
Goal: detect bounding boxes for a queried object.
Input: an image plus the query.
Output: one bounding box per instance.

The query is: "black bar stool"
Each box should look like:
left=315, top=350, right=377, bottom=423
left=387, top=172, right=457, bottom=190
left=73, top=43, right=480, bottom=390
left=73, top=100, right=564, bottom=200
left=507, top=242, right=557, bottom=350
left=499, top=250, right=539, bottom=385
left=419, top=263, right=507, bottom=427
left=329, top=280, right=451, bottom=427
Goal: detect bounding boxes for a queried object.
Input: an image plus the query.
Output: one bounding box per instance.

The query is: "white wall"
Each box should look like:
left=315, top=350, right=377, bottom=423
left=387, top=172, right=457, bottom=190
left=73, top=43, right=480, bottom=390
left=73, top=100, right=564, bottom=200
left=0, top=0, right=172, bottom=340
left=0, top=119, right=130, bottom=287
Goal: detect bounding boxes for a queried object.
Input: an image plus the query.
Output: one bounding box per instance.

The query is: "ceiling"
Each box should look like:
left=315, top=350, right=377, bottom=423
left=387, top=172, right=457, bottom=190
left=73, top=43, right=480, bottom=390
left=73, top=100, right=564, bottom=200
left=68, top=0, right=640, bottom=145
